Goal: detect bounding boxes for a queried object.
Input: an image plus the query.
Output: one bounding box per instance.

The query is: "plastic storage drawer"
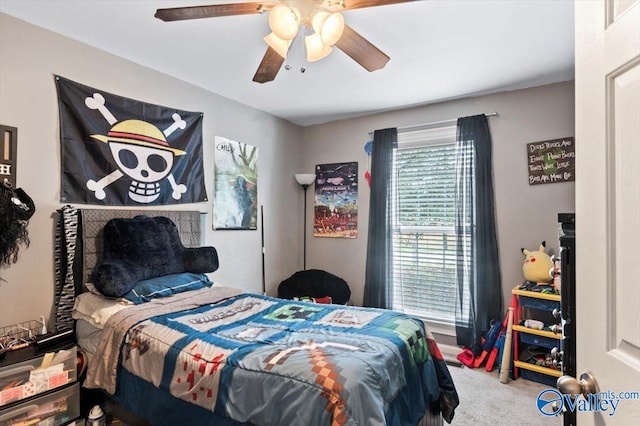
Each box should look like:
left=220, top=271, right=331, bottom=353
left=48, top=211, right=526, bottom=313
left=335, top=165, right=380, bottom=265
left=0, top=347, right=77, bottom=407
left=518, top=296, right=559, bottom=311
left=520, top=369, right=558, bottom=387
left=520, top=332, right=559, bottom=349
left=0, top=382, right=80, bottom=426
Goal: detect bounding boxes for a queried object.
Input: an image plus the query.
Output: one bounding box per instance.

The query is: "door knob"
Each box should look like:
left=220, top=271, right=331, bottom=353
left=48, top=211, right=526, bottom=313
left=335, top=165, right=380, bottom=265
left=556, top=371, right=600, bottom=398
left=550, top=347, right=563, bottom=368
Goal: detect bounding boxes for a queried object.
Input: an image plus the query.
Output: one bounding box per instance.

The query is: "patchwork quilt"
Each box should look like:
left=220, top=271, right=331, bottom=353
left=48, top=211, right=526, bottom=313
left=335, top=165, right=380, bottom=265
left=85, top=288, right=458, bottom=425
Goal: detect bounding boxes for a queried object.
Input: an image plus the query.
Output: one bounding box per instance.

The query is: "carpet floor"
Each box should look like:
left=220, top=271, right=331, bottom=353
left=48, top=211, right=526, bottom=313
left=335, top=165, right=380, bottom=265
left=447, top=365, right=561, bottom=425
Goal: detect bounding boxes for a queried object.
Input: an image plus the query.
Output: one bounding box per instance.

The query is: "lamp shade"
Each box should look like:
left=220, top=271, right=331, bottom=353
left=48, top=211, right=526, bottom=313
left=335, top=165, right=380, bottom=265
left=313, top=11, right=344, bottom=46
left=295, top=173, right=316, bottom=186
left=305, top=33, right=333, bottom=62
left=311, top=11, right=330, bottom=33
left=269, top=4, right=300, bottom=41
left=264, top=32, right=291, bottom=58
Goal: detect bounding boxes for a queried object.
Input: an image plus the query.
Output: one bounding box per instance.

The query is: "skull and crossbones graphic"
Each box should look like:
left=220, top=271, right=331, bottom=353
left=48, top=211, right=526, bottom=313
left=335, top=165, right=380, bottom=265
left=84, top=93, right=188, bottom=203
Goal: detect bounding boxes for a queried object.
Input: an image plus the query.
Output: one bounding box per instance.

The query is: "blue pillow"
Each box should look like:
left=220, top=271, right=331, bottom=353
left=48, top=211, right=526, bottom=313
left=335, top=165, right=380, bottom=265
left=122, top=272, right=213, bottom=304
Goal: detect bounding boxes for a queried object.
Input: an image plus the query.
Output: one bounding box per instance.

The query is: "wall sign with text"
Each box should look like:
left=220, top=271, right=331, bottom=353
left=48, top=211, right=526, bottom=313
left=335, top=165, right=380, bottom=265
left=1, top=125, right=17, bottom=187
left=527, top=137, right=575, bottom=185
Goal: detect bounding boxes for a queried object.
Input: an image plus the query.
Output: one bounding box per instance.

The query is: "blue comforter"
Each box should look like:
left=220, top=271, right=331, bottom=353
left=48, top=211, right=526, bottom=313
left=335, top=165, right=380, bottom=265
left=109, top=293, right=458, bottom=425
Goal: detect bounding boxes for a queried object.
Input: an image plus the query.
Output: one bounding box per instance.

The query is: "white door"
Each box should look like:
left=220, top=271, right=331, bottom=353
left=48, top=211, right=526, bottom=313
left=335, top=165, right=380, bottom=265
left=575, top=0, right=640, bottom=424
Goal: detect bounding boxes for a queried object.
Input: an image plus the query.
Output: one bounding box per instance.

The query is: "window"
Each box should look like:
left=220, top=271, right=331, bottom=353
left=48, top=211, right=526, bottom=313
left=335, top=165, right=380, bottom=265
left=391, top=126, right=472, bottom=334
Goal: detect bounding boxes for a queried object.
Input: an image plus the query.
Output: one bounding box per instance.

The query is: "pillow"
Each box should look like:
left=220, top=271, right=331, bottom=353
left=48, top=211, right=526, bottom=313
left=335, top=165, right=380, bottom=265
left=121, top=272, right=213, bottom=305
left=92, top=260, right=139, bottom=297
left=72, top=291, right=131, bottom=329
left=91, top=216, right=219, bottom=298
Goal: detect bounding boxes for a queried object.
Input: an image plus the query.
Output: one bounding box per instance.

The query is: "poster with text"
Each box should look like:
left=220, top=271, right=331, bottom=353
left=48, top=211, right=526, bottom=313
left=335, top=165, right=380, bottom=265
left=213, top=136, right=258, bottom=230
left=313, top=162, right=358, bottom=238
left=527, top=137, right=575, bottom=185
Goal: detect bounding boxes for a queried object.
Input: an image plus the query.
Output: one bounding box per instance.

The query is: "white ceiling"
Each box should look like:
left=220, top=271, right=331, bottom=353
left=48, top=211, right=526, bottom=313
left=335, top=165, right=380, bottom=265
left=0, top=0, right=575, bottom=126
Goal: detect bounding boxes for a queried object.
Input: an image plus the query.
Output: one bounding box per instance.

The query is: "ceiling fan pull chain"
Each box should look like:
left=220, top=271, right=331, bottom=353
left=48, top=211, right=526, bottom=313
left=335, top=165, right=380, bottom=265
left=285, top=29, right=301, bottom=72
left=284, top=42, right=292, bottom=71
left=300, top=27, right=307, bottom=73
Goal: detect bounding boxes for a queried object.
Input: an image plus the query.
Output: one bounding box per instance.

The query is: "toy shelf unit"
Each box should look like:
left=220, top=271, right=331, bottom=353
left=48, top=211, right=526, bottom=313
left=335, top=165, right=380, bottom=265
left=512, top=285, right=562, bottom=387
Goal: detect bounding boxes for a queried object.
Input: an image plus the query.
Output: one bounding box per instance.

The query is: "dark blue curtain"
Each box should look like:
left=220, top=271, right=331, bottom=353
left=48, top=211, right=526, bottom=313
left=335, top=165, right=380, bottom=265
left=363, top=128, right=397, bottom=308
left=454, top=115, right=502, bottom=355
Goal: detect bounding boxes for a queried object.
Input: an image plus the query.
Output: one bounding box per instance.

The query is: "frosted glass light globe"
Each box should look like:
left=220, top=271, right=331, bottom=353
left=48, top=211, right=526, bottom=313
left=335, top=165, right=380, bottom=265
left=269, top=4, right=300, bottom=41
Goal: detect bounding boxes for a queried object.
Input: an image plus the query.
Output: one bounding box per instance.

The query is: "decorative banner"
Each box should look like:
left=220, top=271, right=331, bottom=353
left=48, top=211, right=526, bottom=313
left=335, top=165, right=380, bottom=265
left=55, top=75, right=207, bottom=205
left=527, top=137, right=575, bottom=185
left=213, top=136, right=258, bottom=230
left=313, top=162, right=358, bottom=239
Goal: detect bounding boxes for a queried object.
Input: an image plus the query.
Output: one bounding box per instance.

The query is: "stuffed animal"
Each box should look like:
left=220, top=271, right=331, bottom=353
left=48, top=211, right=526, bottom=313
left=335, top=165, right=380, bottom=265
left=521, top=241, right=554, bottom=284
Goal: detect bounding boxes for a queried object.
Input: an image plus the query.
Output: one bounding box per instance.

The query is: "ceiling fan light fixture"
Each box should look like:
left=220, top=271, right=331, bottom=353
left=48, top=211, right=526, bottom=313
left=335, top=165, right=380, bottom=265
left=268, top=4, right=301, bottom=41
left=305, top=33, right=333, bottom=62
left=311, top=11, right=344, bottom=46
left=311, top=11, right=330, bottom=33
left=264, top=32, right=291, bottom=58
left=320, top=12, right=345, bottom=45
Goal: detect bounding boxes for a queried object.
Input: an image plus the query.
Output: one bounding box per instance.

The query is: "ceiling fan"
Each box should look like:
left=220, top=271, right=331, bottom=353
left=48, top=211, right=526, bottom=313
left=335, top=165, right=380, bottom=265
left=155, top=0, right=415, bottom=83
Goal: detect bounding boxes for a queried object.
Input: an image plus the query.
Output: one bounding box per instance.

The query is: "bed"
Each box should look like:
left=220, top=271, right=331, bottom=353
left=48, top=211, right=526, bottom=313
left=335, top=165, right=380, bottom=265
left=55, top=207, right=459, bottom=425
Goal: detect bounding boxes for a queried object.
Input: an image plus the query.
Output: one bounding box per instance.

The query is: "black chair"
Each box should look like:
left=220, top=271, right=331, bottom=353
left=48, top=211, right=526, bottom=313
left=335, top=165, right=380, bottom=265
left=277, top=269, right=351, bottom=305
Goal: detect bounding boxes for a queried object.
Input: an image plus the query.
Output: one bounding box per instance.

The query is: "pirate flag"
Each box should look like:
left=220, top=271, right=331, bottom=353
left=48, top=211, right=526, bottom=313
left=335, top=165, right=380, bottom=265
left=55, top=75, right=207, bottom=205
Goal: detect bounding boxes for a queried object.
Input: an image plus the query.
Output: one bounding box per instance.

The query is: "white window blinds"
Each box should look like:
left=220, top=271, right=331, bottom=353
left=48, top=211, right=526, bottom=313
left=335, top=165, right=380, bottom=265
left=391, top=125, right=470, bottom=331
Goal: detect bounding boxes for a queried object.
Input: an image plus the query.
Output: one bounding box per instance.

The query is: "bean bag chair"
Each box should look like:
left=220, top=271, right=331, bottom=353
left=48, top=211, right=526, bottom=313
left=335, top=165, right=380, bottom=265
left=278, top=269, right=351, bottom=305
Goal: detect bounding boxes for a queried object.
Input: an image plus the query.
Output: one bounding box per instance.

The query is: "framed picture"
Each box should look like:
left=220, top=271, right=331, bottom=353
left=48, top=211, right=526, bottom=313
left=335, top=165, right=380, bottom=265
left=213, top=136, right=258, bottom=230
left=313, top=162, right=358, bottom=239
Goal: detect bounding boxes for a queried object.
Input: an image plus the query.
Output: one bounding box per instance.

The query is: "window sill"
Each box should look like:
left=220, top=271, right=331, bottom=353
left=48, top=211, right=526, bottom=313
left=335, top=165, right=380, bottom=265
left=409, top=314, right=456, bottom=337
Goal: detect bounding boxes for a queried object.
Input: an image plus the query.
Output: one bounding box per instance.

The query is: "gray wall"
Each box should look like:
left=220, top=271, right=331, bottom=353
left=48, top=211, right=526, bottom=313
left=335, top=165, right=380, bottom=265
left=0, top=12, right=575, bottom=331
left=0, top=14, right=303, bottom=327
left=302, top=81, right=575, bottom=309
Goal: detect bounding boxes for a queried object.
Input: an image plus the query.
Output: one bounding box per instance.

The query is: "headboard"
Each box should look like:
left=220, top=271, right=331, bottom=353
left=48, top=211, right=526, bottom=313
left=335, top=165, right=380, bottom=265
left=54, top=207, right=203, bottom=331
left=78, top=209, right=203, bottom=285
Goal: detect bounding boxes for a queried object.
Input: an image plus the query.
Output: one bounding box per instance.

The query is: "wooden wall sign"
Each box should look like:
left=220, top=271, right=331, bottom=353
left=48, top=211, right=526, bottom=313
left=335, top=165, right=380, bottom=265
left=1, top=125, right=18, bottom=187
left=527, top=137, right=575, bottom=185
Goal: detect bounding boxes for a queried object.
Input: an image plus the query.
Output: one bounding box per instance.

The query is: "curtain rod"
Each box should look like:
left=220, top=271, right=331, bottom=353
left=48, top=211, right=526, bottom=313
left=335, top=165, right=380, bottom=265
left=368, top=112, right=498, bottom=135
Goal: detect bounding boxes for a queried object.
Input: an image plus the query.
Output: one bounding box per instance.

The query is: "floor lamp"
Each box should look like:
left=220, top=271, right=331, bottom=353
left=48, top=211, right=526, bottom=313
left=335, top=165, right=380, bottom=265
left=295, top=173, right=315, bottom=270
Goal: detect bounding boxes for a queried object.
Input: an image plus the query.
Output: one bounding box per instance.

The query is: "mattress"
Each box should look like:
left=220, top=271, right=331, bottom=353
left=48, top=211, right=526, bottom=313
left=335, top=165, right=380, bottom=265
left=73, top=290, right=132, bottom=357
left=75, top=318, right=103, bottom=356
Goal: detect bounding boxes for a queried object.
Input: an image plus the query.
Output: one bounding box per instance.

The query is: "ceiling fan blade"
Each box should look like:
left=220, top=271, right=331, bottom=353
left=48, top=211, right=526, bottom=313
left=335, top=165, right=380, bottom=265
left=334, top=25, right=390, bottom=72
left=155, top=2, right=276, bottom=22
left=253, top=47, right=285, bottom=83
left=340, top=0, right=416, bottom=11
